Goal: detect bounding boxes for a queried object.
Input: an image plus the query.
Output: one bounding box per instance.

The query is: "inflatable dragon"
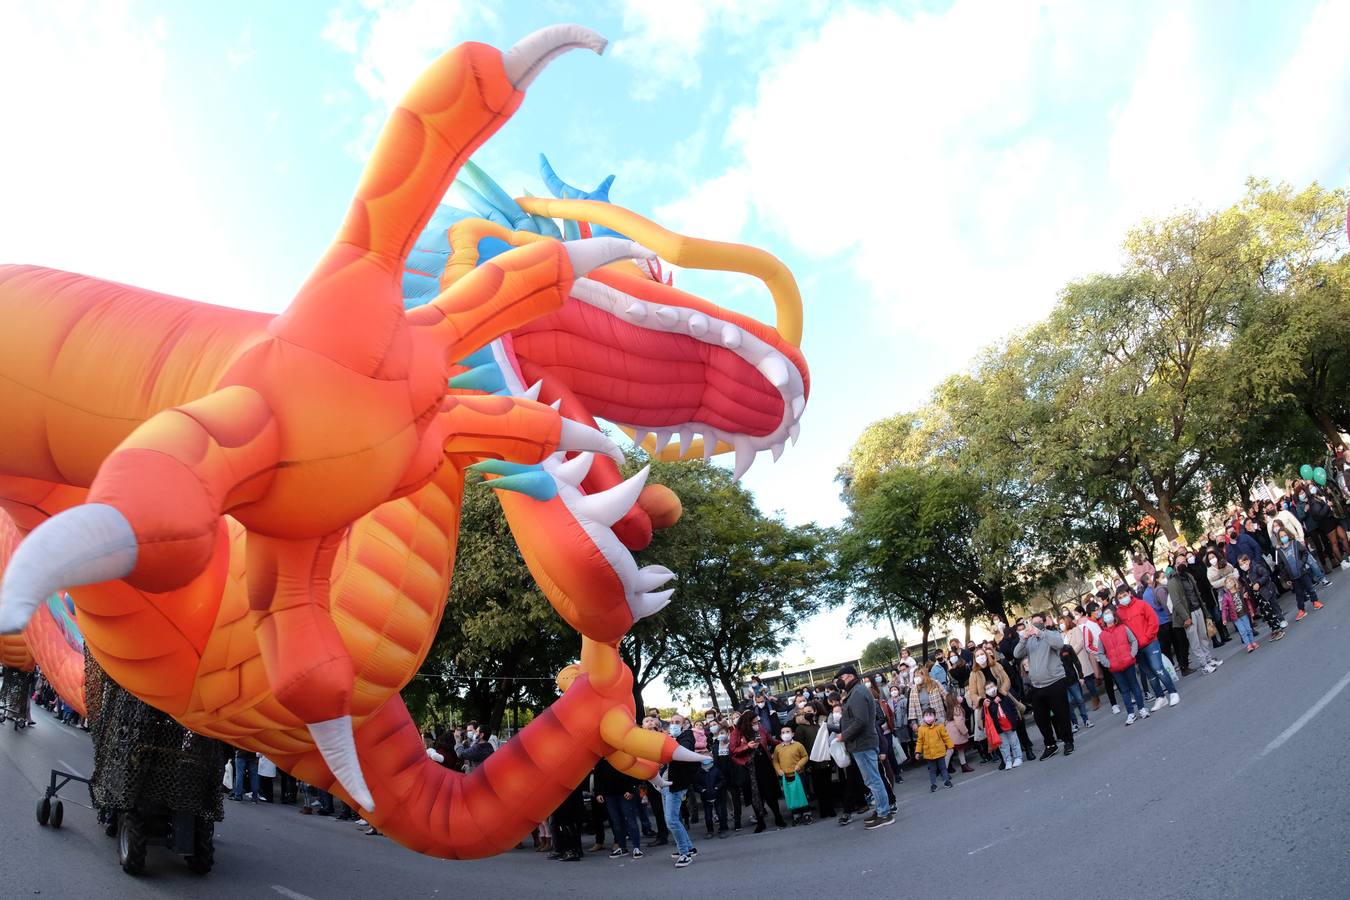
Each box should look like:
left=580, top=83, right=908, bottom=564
left=0, top=25, right=809, bottom=858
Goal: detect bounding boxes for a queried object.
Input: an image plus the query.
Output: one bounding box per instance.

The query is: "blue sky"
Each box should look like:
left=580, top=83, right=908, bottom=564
left=3, top=1, right=1348, bottom=700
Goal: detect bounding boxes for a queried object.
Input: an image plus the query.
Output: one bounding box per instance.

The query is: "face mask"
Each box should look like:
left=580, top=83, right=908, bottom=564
left=1103, top=612, right=1115, bottom=625
left=985, top=686, right=997, bottom=697
left=1208, top=557, right=1217, bottom=566
left=796, top=700, right=806, bottom=708
left=1240, top=563, right=1250, bottom=571
left=668, top=723, right=682, bottom=736
left=780, top=731, right=794, bottom=742
left=1119, top=596, right=1132, bottom=605
left=889, top=689, right=899, bottom=697
left=975, top=653, right=987, bottom=665
left=831, top=710, right=841, bottom=720
left=709, top=724, right=719, bottom=734
left=804, top=691, right=813, bottom=699
left=1310, top=486, right=1319, bottom=495
left=1281, top=536, right=1291, bottom=545
left=922, top=715, right=935, bottom=724
left=1187, top=555, right=1195, bottom=564
left=755, top=699, right=765, bottom=707
left=1299, top=494, right=1307, bottom=502
left=718, top=734, right=729, bottom=744
left=1031, top=619, right=1044, bottom=629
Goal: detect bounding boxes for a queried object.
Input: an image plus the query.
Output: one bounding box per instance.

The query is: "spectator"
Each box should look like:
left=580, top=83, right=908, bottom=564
left=980, top=683, right=1024, bottom=769
left=1131, top=551, right=1156, bottom=588
left=1237, top=553, right=1285, bottom=641
left=946, top=696, right=974, bottom=773
left=1013, top=612, right=1076, bottom=759
left=664, top=714, right=700, bottom=868
left=695, top=759, right=727, bottom=839
left=1115, top=583, right=1180, bottom=711
left=915, top=707, right=953, bottom=791
left=1274, top=527, right=1323, bottom=621
left=772, top=725, right=809, bottom=823
left=1095, top=606, right=1149, bottom=725
left=595, top=758, right=643, bottom=860
left=833, top=664, right=894, bottom=829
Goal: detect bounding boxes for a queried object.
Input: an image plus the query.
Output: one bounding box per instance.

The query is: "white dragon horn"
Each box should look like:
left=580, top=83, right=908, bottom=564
left=503, top=24, right=608, bottom=91
left=308, top=716, right=375, bottom=812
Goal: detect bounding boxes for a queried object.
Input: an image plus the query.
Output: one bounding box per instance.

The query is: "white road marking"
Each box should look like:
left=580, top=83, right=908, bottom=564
left=272, top=887, right=317, bottom=900
left=967, top=835, right=1011, bottom=855
left=1262, top=667, right=1350, bottom=756
left=56, top=759, right=84, bottom=779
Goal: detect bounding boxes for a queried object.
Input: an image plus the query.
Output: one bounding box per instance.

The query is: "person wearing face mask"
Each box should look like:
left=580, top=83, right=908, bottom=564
left=1237, top=553, right=1285, bottom=639
left=884, top=681, right=912, bottom=768
left=1095, top=607, right=1148, bottom=724
left=1116, top=583, right=1180, bottom=711
left=981, top=683, right=1025, bottom=769
left=751, top=690, right=782, bottom=741
left=771, top=726, right=811, bottom=824
left=1268, top=502, right=1330, bottom=586
left=1139, top=570, right=1183, bottom=674
left=663, top=714, right=705, bottom=867
left=1014, top=613, right=1076, bottom=759
left=915, top=706, right=954, bottom=791
left=707, top=720, right=737, bottom=836
left=1076, top=604, right=1116, bottom=714
left=832, top=665, right=893, bottom=830
left=965, top=647, right=1034, bottom=763
left=946, top=695, right=974, bottom=772
left=1293, top=485, right=1339, bottom=571
left=1166, top=556, right=1205, bottom=678
left=929, top=651, right=950, bottom=689
left=694, top=758, right=727, bottom=839
left=1274, top=525, right=1323, bottom=621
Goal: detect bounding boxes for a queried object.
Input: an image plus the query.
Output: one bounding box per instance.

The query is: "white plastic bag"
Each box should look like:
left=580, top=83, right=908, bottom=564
left=828, top=735, right=851, bottom=768
left=809, top=723, right=831, bottom=763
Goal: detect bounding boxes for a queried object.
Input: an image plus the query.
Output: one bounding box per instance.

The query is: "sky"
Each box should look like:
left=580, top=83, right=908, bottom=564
left=3, top=0, right=1348, bottom=703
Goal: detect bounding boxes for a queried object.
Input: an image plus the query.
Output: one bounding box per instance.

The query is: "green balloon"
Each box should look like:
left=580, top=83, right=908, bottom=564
left=1299, top=464, right=1314, bottom=480
left=1313, top=467, right=1327, bottom=486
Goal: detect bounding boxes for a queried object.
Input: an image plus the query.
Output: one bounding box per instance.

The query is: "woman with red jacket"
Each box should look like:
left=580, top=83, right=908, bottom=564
left=1095, top=607, right=1149, bottom=726
left=1114, top=584, right=1179, bottom=711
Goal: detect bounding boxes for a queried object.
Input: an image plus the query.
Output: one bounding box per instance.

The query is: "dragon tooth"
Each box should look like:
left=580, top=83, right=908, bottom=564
left=687, top=313, right=709, bottom=337
left=652, top=430, right=672, bottom=454
left=702, top=431, right=718, bottom=461
left=558, top=418, right=623, bottom=462
left=677, top=428, right=695, bottom=457
left=720, top=324, right=741, bottom=349
left=549, top=398, right=562, bottom=411
left=791, top=394, right=805, bottom=419
left=732, top=439, right=756, bottom=481
left=654, top=306, right=679, bottom=327
left=574, top=466, right=650, bottom=527
left=759, top=355, right=789, bottom=388
left=636, top=564, right=676, bottom=593
left=553, top=451, right=595, bottom=486
left=626, top=300, right=648, bottom=320
left=788, top=422, right=801, bottom=444
left=520, top=380, right=543, bottom=402
left=771, top=441, right=785, bottom=461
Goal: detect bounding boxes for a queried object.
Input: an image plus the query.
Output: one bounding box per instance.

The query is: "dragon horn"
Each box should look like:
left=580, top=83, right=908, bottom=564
left=0, top=504, right=136, bottom=634
left=503, top=24, right=607, bottom=90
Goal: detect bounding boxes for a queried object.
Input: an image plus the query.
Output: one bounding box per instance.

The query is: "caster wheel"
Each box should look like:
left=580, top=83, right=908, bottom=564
left=50, top=800, right=64, bottom=829
left=36, top=796, right=51, bottom=826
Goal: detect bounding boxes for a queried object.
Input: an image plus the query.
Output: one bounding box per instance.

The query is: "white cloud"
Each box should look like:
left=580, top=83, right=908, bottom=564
left=0, top=3, right=266, bottom=309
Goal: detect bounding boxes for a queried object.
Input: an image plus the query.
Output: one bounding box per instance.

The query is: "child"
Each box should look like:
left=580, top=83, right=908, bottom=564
left=981, top=685, right=1024, bottom=769
left=916, top=707, right=954, bottom=790
left=945, top=697, right=974, bottom=773
left=1220, top=574, right=1259, bottom=653
left=1274, top=529, right=1322, bottom=620
left=695, top=759, right=726, bottom=838
left=1237, top=553, right=1285, bottom=639
left=772, top=727, right=810, bottom=824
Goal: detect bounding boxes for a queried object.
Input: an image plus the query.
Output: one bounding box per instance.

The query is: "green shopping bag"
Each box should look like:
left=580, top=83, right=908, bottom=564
left=780, top=773, right=808, bottom=811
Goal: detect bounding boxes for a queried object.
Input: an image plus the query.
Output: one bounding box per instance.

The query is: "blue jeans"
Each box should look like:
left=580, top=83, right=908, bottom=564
left=604, top=793, right=641, bottom=851
left=1291, top=572, right=1319, bottom=611
left=1066, top=679, right=1089, bottom=724
left=232, top=753, right=259, bottom=799
left=663, top=787, right=693, bottom=855
left=1114, top=665, right=1144, bottom=714
left=997, top=728, right=1022, bottom=765
left=1233, top=614, right=1255, bottom=644
left=852, top=748, right=890, bottom=817
left=1136, top=640, right=1176, bottom=697
left=1308, top=554, right=1326, bottom=582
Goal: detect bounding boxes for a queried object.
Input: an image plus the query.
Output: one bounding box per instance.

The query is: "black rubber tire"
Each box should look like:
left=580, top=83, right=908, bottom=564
left=50, top=800, right=64, bottom=829
left=36, top=797, right=50, bottom=827
left=186, top=817, right=214, bottom=875
left=117, top=811, right=147, bottom=875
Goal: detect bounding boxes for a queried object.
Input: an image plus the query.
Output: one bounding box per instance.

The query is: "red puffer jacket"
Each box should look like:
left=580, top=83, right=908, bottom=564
left=1098, top=622, right=1138, bottom=673
left=1115, top=597, right=1159, bottom=648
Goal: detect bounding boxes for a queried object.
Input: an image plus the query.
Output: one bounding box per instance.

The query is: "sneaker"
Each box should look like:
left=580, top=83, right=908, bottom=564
left=1203, top=663, right=1216, bottom=674
left=610, top=847, right=626, bottom=858
left=1150, top=697, right=1167, bottom=712
left=670, top=848, right=698, bottom=858
left=354, top=818, right=368, bottom=827
left=1111, top=705, right=1121, bottom=715
left=1341, top=560, right=1349, bottom=570
left=1296, top=609, right=1308, bottom=621
left=944, top=780, right=953, bottom=788
left=631, top=848, right=643, bottom=859
left=1272, top=630, right=1285, bottom=641
left=865, top=813, right=895, bottom=830
left=1063, top=744, right=1075, bottom=756
left=1125, top=713, right=1136, bottom=725
left=1280, top=619, right=1288, bottom=628
left=1085, top=719, right=1094, bottom=728
left=1072, top=723, right=1080, bottom=733
left=674, top=854, right=692, bottom=868
left=1039, top=745, right=1058, bottom=761
left=1211, top=657, right=1223, bottom=666
left=1248, top=642, right=1259, bottom=652
left=1168, top=692, right=1180, bottom=706
left=837, top=814, right=852, bottom=826
left=1313, top=600, right=1325, bottom=610
left=1319, top=579, right=1332, bottom=587
left=1011, top=758, right=1022, bottom=768
left=1139, top=707, right=1150, bottom=719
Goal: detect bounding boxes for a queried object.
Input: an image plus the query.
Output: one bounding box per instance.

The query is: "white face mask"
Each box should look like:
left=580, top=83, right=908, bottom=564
left=709, top=724, right=719, bottom=733
left=1187, top=555, right=1196, bottom=564
left=1310, top=486, right=1319, bottom=495
left=796, top=700, right=806, bottom=708
left=889, top=689, right=900, bottom=697
left=922, top=715, right=935, bottom=724
left=1103, top=612, right=1116, bottom=625
left=985, top=686, right=997, bottom=697
left=1119, top=596, right=1132, bottom=605
left=1299, top=494, right=1307, bottom=502
left=1240, top=563, right=1250, bottom=571
left=975, top=654, right=987, bottom=666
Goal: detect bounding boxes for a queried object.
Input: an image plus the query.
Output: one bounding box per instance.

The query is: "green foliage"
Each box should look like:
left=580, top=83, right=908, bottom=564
left=859, top=636, right=898, bottom=670
left=631, top=455, right=841, bottom=708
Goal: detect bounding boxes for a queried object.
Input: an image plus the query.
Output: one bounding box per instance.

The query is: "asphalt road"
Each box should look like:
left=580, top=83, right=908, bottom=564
left=4, top=576, right=1350, bottom=900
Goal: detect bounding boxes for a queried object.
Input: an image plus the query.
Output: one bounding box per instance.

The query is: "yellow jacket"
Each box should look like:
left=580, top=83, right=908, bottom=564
left=916, top=722, right=953, bottom=760
left=772, top=740, right=808, bottom=776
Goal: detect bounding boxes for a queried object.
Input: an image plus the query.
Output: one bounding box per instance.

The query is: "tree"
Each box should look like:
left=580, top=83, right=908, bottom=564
left=415, top=472, right=576, bottom=735
left=634, top=457, right=841, bottom=710
left=859, top=636, right=897, bottom=671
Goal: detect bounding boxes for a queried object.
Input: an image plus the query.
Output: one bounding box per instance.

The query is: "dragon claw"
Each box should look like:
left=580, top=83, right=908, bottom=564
left=308, top=715, right=375, bottom=811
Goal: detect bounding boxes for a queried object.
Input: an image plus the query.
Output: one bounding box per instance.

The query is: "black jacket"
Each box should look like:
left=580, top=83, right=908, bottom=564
left=593, top=758, right=639, bottom=796
left=668, top=728, right=701, bottom=792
